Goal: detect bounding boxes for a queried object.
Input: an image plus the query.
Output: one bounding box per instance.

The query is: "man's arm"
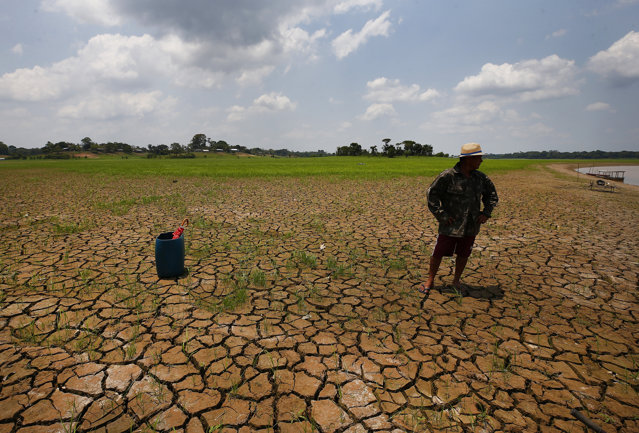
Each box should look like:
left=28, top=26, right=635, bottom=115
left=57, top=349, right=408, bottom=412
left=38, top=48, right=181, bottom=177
left=480, top=176, right=499, bottom=221
left=427, top=173, right=452, bottom=224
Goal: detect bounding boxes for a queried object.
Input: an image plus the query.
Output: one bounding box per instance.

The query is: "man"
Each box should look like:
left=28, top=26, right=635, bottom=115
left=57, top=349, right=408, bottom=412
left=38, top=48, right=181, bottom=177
left=418, top=142, right=498, bottom=294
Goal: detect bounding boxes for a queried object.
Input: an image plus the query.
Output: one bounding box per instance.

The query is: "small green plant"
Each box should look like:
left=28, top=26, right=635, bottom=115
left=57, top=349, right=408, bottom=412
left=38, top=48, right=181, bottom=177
left=326, top=256, right=338, bottom=271
left=61, top=400, right=79, bottom=433
left=452, top=286, right=463, bottom=305
left=250, top=269, right=267, bottom=287
left=94, top=198, right=137, bottom=215
left=15, top=320, right=38, bottom=343
left=295, top=290, right=307, bottom=312
left=218, top=273, right=249, bottom=311
left=388, top=257, right=407, bottom=270
left=207, top=423, right=224, bottom=432
left=192, top=244, right=212, bottom=259
left=53, top=219, right=89, bottom=234
left=326, top=256, right=350, bottom=278
left=372, top=307, right=386, bottom=322
left=78, top=269, right=91, bottom=282
left=151, top=376, right=168, bottom=403
left=229, top=380, right=241, bottom=396
left=310, top=219, right=325, bottom=232
left=125, top=342, right=137, bottom=359
left=476, top=401, right=488, bottom=422
left=292, top=250, right=317, bottom=268
left=182, top=329, right=190, bottom=355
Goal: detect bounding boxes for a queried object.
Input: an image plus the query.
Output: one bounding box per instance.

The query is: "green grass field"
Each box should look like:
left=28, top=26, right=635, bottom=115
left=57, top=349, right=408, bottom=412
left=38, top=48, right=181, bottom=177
left=1, top=154, right=637, bottom=179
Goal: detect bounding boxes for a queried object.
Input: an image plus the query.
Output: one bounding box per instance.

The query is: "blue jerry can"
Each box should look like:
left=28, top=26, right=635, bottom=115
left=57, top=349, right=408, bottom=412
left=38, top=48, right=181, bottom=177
left=155, top=232, right=185, bottom=278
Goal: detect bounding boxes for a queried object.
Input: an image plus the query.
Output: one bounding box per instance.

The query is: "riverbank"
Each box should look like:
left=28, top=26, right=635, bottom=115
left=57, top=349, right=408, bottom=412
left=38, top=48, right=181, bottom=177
left=552, top=162, right=639, bottom=191
left=575, top=165, right=639, bottom=187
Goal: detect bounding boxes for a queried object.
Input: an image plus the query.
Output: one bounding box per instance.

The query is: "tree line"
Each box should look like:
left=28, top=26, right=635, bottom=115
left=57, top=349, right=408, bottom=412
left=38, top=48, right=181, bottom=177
left=336, top=139, right=449, bottom=158
left=150, top=134, right=328, bottom=157
left=3, top=136, right=636, bottom=160
left=0, top=134, right=330, bottom=159
left=489, top=150, right=639, bottom=159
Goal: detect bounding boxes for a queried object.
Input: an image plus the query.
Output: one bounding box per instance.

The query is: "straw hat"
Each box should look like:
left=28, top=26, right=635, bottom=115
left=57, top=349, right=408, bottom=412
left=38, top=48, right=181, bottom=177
left=459, top=142, right=485, bottom=157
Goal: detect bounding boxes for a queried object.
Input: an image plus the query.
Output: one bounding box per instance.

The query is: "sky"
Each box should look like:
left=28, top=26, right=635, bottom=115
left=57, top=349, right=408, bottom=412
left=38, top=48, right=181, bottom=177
left=1, top=0, right=639, bottom=155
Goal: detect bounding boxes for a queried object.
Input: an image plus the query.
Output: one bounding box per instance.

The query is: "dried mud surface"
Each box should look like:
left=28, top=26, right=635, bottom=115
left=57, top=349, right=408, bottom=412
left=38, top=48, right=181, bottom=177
left=0, top=165, right=637, bottom=433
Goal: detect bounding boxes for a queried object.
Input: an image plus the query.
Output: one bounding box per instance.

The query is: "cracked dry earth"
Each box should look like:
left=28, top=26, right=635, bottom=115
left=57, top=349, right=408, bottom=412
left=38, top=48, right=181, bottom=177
left=0, top=165, right=638, bottom=433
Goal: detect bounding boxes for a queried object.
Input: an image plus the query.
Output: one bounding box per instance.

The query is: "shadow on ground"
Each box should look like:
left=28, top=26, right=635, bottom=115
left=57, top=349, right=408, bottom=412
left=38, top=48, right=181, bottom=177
left=438, top=284, right=505, bottom=300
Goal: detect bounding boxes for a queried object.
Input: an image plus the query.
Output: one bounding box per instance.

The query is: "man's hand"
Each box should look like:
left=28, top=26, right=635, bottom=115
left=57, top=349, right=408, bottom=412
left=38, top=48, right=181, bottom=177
left=477, top=214, right=489, bottom=224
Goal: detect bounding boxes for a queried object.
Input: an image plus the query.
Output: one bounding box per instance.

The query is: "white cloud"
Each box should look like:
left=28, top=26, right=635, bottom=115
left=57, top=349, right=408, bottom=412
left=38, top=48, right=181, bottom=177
left=364, top=77, right=439, bottom=102
left=280, top=27, right=327, bottom=63
left=508, top=122, right=556, bottom=139
left=359, top=102, right=396, bottom=121
left=38, top=1, right=391, bottom=83
left=282, top=27, right=327, bottom=53
left=423, top=101, right=502, bottom=134
left=58, top=90, right=168, bottom=119
left=546, top=29, right=567, bottom=39
left=455, top=54, right=580, bottom=101
left=334, top=0, right=383, bottom=14
left=41, top=1, right=334, bottom=81
left=0, top=33, right=228, bottom=104
left=0, top=65, right=70, bottom=101
left=41, top=0, right=122, bottom=26
left=12, top=44, right=23, bottom=55
left=227, top=92, right=296, bottom=121
left=585, top=102, right=615, bottom=112
left=332, top=10, right=392, bottom=59
left=236, top=66, right=276, bottom=87
left=254, top=92, right=297, bottom=111
left=0, top=32, right=225, bottom=123
left=588, top=31, right=639, bottom=85
left=227, top=105, right=248, bottom=122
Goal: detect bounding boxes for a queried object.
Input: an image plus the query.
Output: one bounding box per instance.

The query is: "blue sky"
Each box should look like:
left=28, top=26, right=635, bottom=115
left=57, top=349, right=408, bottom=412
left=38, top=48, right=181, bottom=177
left=1, top=0, right=638, bottom=155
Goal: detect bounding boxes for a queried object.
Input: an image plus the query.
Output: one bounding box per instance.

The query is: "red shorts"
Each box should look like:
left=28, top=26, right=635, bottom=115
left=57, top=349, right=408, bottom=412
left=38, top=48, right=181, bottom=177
left=433, top=234, right=476, bottom=258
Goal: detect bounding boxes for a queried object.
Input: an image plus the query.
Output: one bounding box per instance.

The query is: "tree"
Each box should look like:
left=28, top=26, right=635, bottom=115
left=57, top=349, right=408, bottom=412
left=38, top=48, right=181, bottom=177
left=170, top=142, right=184, bottom=155
left=402, top=140, right=417, bottom=156
left=43, top=141, right=60, bottom=153
left=382, top=142, right=396, bottom=158
left=369, top=145, right=378, bottom=156
left=189, top=134, right=207, bottom=151
left=104, top=142, right=118, bottom=153
left=349, top=142, right=362, bottom=156
left=0, top=141, right=9, bottom=155
left=336, top=145, right=350, bottom=156
left=81, top=137, right=95, bottom=151
left=336, top=142, right=364, bottom=156
left=214, top=140, right=230, bottom=152
left=119, top=142, right=133, bottom=153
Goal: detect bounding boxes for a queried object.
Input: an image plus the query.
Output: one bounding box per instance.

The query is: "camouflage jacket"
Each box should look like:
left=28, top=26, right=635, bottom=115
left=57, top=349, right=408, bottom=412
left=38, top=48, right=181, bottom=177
left=427, top=162, right=499, bottom=237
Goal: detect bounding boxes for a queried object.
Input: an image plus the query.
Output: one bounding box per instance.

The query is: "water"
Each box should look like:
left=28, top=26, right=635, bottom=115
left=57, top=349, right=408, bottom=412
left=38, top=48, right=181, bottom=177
left=576, top=165, right=639, bottom=187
